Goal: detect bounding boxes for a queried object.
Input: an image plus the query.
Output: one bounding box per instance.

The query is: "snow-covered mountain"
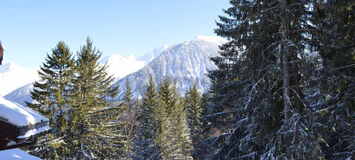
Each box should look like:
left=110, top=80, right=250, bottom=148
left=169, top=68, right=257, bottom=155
left=5, top=55, right=146, bottom=105
left=101, top=54, right=146, bottom=80
left=115, top=36, right=223, bottom=98
left=5, top=36, right=225, bottom=104
left=137, top=45, right=170, bottom=63
left=5, top=83, right=34, bottom=106
left=0, top=62, right=37, bottom=96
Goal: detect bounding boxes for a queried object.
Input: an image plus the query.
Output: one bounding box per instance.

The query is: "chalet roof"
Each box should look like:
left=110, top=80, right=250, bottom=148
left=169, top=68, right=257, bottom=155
left=0, top=148, right=41, bottom=160
left=0, top=97, right=48, bottom=127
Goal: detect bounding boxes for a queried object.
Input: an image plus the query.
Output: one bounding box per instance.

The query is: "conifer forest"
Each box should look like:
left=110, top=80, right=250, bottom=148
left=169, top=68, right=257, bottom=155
left=0, top=0, right=354, bottom=160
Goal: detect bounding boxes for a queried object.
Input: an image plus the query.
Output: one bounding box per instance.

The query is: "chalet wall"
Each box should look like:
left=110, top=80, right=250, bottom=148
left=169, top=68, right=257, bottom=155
left=0, top=120, right=19, bottom=147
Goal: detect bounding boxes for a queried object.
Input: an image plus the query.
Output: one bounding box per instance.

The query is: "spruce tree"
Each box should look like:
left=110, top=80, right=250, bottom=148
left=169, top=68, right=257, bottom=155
left=116, top=80, right=136, bottom=160
left=27, top=38, right=124, bottom=159
left=207, top=0, right=323, bottom=159
left=27, top=41, right=76, bottom=159
left=206, top=0, right=355, bottom=159
left=155, top=78, right=194, bottom=160
left=185, top=84, right=204, bottom=159
left=67, top=38, right=119, bottom=159
left=185, top=85, right=203, bottom=138
left=134, top=76, right=161, bottom=160
left=174, top=101, right=194, bottom=160
left=155, top=79, right=178, bottom=160
left=309, top=1, right=355, bottom=159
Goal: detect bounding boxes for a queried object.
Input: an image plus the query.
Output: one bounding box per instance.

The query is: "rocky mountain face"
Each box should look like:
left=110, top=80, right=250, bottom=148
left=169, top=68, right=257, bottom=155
left=115, top=37, right=222, bottom=98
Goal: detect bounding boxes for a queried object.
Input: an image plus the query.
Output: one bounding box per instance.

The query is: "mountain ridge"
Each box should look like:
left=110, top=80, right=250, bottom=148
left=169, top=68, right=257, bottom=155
left=4, top=36, right=223, bottom=104
left=114, top=37, right=221, bottom=99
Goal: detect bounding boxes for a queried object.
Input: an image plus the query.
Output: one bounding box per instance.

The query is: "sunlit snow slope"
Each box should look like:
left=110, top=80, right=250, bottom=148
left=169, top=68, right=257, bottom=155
left=0, top=149, right=41, bottom=160
left=115, top=36, right=223, bottom=98
left=5, top=83, right=34, bottom=106
left=101, top=54, right=146, bottom=80
left=0, top=62, right=37, bottom=96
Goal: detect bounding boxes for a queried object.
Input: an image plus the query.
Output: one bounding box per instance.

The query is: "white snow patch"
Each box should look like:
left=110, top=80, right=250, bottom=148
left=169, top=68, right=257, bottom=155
left=0, top=97, right=48, bottom=127
left=138, top=45, right=170, bottom=63
left=4, top=83, right=35, bottom=106
left=0, top=149, right=41, bottom=160
left=6, top=141, right=17, bottom=147
left=101, top=54, right=146, bottom=79
left=196, top=35, right=227, bottom=44
left=17, top=126, right=50, bottom=139
left=0, top=61, right=38, bottom=96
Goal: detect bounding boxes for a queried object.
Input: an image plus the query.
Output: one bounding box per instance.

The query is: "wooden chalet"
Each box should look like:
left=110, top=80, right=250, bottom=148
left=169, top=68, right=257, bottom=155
left=0, top=97, right=50, bottom=150
left=0, top=42, right=3, bottom=65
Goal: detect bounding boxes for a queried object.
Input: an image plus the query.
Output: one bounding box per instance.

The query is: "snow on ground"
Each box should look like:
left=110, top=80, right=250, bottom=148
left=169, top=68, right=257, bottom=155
left=0, top=149, right=41, bottom=160
left=0, top=61, right=38, bottom=96
left=0, top=97, right=48, bottom=127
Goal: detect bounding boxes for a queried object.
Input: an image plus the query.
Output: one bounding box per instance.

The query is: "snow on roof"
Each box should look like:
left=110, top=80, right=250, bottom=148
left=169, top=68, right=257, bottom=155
left=17, top=126, right=50, bottom=139
left=0, top=148, right=41, bottom=160
left=0, top=97, right=48, bottom=127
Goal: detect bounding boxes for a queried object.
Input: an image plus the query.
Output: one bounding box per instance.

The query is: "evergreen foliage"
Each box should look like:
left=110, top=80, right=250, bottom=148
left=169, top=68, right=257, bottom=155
left=155, top=78, right=194, bottom=160
left=27, top=41, right=76, bottom=158
left=116, top=80, right=137, bottom=160
left=21, top=1, right=355, bottom=159
left=68, top=38, right=120, bottom=159
left=27, top=39, right=121, bottom=159
left=205, top=0, right=355, bottom=160
left=134, top=76, right=161, bottom=160
left=308, top=1, right=355, bottom=159
left=184, top=84, right=205, bottom=159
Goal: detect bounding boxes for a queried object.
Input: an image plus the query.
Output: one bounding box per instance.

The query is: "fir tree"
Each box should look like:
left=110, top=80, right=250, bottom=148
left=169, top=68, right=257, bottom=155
left=27, top=41, right=76, bottom=159
left=185, top=85, right=203, bottom=138
left=208, top=0, right=323, bottom=159
left=124, top=80, right=134, bottom=109
left=174, top=101, right=194, bottom=160
left=134, top=76, right=161, bottom=160
left=155, top=78, right=194, bottom=160
left=185, top=84, right=204, bottom=159
left=67, top=38, right=119, bottom=159
left=205, top=0, right=355, bottom=159
left=117, top=80, right=136, bottom=160
left=309, top=1, right=355, bottom=159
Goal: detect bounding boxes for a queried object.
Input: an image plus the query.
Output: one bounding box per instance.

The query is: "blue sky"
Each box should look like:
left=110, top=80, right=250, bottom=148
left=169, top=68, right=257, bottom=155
left=0, top=0, right=229, bottom=69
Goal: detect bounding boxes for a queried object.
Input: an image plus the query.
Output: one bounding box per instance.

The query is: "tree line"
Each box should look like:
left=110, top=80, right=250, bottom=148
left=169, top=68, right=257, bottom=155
left=203, top=0, right=354, bottom=160
left=24, top=0, right=354, bottom=159
left=26, top=38, right=205, bottom=160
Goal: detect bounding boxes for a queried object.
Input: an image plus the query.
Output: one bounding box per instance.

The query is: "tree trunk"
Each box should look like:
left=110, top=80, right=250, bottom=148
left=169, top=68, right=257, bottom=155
left=280, top=0, right=292, bottom=119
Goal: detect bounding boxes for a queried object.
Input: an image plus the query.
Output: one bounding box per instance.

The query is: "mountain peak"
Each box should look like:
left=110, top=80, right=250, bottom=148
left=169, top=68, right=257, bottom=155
left=101, top=54, right=145, bottom=79
left=195, top=35, right=226, bottom=44
left=137, top=45, right=171, bottom=63
left=115, top=37, right=220, bottom=99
